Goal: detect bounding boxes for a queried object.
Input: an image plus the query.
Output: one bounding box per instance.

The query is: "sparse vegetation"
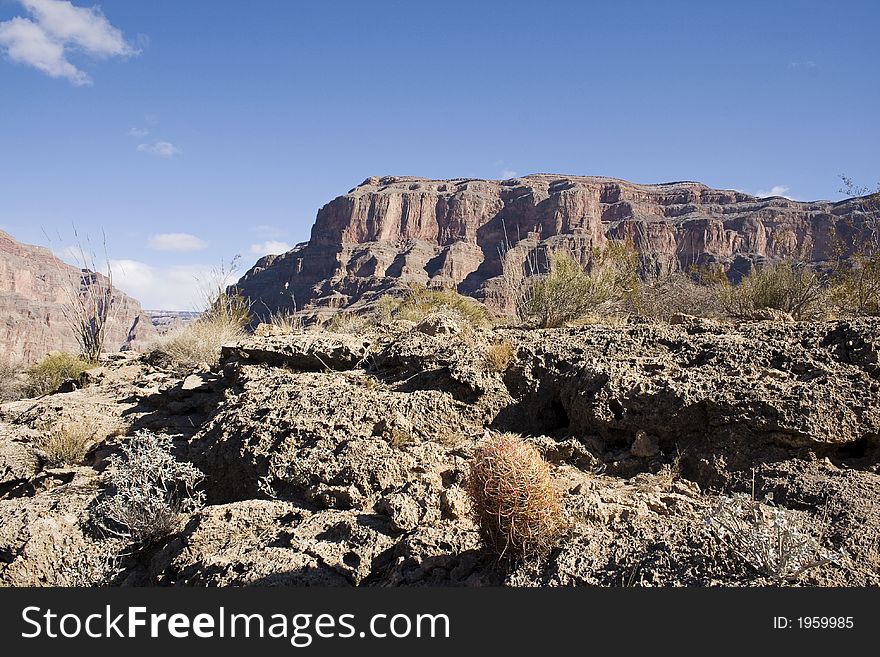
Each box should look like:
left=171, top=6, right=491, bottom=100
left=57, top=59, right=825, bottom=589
left=35, top=420, right=95, bottom=466
left=704, top=493, right=842, bottom=583
left=631, top=269, right=727, bottom=322
left=485, top=339, right=515, bottom=372
left=0, top=358, right=25, bottom=402
left=57, top=233, right=118, bottom=363
left=198, top=255, right=252, bottom=328
left=93, top=429, right=205, bottom=544
left=721, top=260, right=825, bottom=321
left=389, top=284, right=492, bottom=327
left=467, top=433, right=567, bottom=562
left=26, top=352, right=91, bottom=397
left=152, top=255, right=250, bottom=368
left=517, top=242, right=637, bottom=328
left=154, top=314, right=245, bottom=369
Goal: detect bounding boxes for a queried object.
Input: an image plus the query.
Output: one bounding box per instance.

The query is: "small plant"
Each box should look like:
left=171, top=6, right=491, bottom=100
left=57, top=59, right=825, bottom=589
left=390, top=284, right=492, bottom=327
left=266, top=308, right=305, bottom=334
left=26, top=352, right=91, bottom=397
left=518, top=242, right=637, bottom=328
left=153, top=314, right=245, bottom=368
left=36, top=421, right=95, bottom=466
left=94, top=430, right=205, bottom=544
left=56, top=231, right=118, bottom=362
left=0, top=358, right=25, bottom=402
left=703, top=493, right=843, bottom=583
left=485, top=339, right=515, bottom=372
left=467, top=433, right=566, bottom=562
left=721, top=260, right=825, bottom=320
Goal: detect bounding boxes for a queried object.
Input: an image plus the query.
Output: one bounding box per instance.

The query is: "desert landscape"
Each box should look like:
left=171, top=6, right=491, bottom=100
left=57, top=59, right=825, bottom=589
left=1, top=174, right=878, bottom=587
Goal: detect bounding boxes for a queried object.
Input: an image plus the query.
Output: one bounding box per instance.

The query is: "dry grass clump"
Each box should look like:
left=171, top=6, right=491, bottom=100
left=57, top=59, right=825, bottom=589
left=94, top=429, right=205, bottom=544
left=467, top=433, right=567, bottom=562
left=154, top=314, right=245, bottom=368
left=485, top=339, right=515, bottom=372
left=721, top=261, right=825, bottom=321
left=26, top=352, right=91, bottom=397
left=36, top=420, right=96, bottom=466
left=390, top=284, right=492, bottom=327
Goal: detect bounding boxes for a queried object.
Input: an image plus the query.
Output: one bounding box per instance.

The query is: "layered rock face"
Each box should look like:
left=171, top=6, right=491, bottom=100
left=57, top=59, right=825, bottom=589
left=236, top=174, right=873, bottom=317
left=0, top=230, right=158, bottom=363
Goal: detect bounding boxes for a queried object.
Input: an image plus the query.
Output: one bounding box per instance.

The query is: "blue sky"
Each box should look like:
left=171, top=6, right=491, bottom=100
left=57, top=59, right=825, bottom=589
left=1, top=0, right=878, bottom=309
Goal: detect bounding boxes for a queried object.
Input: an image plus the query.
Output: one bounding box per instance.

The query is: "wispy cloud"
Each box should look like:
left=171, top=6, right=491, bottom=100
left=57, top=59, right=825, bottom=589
left=0, top=0, right=137, bottom=86
left=148, top=232, right=207, bottom=252
left=756, top=185, right=792, bottom=199
left=127, top=127, right=149, bottom=137
left=137, top=141, right=181, bottom=157
left=500, top=169, right=518, bottom=179
left=249, top=240, right=291, bottom=256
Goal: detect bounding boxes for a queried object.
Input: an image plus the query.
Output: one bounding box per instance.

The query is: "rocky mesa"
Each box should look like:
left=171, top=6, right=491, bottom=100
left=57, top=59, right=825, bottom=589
left=235, top=174, right=874, bottom=318
left=0, top=230, right=157, bottom=363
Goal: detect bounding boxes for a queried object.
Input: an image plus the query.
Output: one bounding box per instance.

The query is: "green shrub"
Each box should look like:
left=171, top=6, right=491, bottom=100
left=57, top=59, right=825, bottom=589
left=722, top=261, right=824, bottom=320
left=828, top=252, right=880, bottom=316
left=518, top=243, right=636, bottom=328
left=388, top=284, right=492, bottom=327
left=0, top=358, right=25, bottom=402
left=467, top=433, right=566, bottom=562
left=27, top=352, right=91, bottom=397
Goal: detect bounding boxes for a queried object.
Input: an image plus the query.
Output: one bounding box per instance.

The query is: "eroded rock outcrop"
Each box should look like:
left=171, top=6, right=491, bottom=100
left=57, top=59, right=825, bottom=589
left=235, top=175, right=874, bottom=317
left=0, top=230, right=158, bottom=362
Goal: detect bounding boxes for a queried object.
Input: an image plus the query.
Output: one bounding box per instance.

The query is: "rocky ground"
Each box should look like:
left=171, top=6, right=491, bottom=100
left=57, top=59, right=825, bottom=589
left=1, top=314, right=878, bottom=587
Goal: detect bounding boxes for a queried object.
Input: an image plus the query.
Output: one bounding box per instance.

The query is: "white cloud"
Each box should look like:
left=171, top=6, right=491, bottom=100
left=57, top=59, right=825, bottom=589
left=137, top=141, right=181, bottom=157
left=0, top=0, right=137, bottom=85
left=127, top=127, right=149, bottom=137
left=110, top=259, right=212, bottom=311
left=500, top=169, right=518, bottom=179
left=148, top=232, right=207, bottom=252
left=249, top=240, right=291, bottom=256
left=756, top=185, right=792, bottom=199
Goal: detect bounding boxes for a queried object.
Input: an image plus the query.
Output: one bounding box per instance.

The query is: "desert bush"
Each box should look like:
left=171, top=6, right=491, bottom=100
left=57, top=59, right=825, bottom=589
left=326, top=309, right=379, bottom=334
left=485, top=339, right=515, bottom=372
left=26, top=352, right=91, bottom=397
left=704, top=493, right=843, bottom=583
left=467, top=433, right=566, bottom=562
left=266, top=308, right=305, bottom=334
left=631, top=271, right=726, bottom=321
left=57, top=234, right=118, bottom=363
left=94, top=429, right=205, bottom=544
left=721, top=260, right=825, bottom=320
left=389, top=284, right=492, bottom=327
left=518, top=243, right=637, bottom=328
left=153, top=314, right=245, bottom=368
left=36, top=420, right=95, bottom=466
left=828, top=252, right=880, bottom=316
left=0, top=358, right=25, bottom=402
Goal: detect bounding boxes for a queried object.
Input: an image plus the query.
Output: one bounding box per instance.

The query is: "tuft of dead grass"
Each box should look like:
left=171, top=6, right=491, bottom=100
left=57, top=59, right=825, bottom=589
left=36, top=421, right=95, bottom=466
left=485, top=339, right=515, bottom=373
left=152, top=314, right=245, bottom=369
